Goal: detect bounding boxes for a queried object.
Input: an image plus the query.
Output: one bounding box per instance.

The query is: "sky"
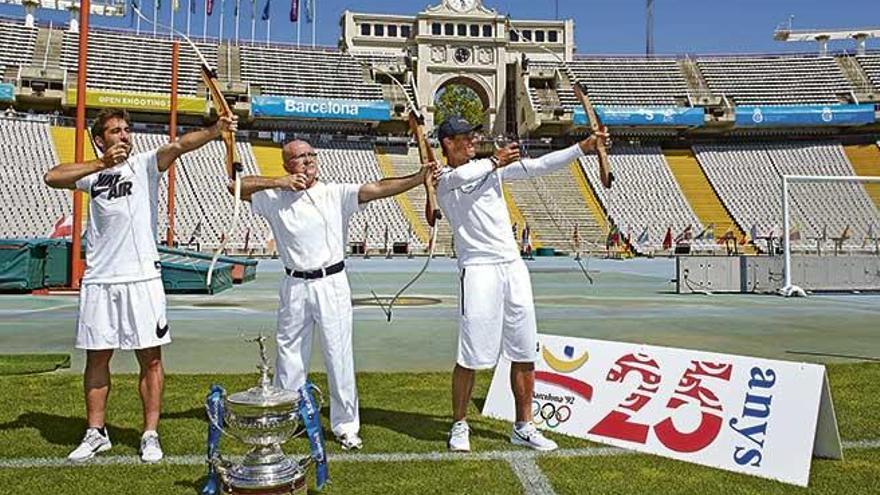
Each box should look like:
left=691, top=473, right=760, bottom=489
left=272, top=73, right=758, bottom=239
left=0, top=0, right=878, bottom=55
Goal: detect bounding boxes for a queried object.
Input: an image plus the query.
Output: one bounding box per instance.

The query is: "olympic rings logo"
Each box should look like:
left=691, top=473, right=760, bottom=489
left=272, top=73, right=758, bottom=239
left=531, top=400, right=571, bottom=429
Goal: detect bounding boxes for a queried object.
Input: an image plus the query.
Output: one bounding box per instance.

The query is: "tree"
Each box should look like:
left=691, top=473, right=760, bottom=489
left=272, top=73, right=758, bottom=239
left=434, top=84, right=484, bottom=128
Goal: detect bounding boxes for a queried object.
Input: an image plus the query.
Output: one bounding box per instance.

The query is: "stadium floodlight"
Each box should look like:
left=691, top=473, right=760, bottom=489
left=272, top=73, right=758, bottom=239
left=780, top=174, right=880, bottom=298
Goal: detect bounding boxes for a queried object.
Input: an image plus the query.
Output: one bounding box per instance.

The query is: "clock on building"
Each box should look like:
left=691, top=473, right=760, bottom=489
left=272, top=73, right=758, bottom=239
left=448, top=0, right=478, bottom=13
left=454, top=47, right=471, bottom=63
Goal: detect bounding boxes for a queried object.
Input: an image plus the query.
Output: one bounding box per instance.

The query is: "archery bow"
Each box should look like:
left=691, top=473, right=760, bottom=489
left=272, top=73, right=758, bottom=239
left=131, top=4, right=242, bottom=289
left=341, top=50, right=442, bottom=321
left=505, top=20, right=614, bottom=282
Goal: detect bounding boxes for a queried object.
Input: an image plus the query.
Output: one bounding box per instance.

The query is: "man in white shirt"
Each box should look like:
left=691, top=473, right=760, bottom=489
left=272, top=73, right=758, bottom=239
left=434, top=116, right=608, bottom=452
left=44, top=108, right=237, bottom=463
left=237, top=139, right=439, bottom=450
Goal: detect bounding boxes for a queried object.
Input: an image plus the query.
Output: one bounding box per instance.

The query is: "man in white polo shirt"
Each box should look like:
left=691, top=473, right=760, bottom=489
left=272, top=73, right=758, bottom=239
left=435, top=116, right=608, bottom=452
left=44, top=108, right=237, bottom=463
left=237, top=139, right=438, bottom=450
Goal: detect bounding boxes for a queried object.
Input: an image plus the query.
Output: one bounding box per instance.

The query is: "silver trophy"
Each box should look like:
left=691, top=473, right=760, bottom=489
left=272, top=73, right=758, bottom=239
left=201, top=334, right=328, bottom=495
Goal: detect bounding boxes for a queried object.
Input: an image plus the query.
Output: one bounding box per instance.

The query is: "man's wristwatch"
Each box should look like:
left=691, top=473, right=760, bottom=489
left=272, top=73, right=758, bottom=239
left=488, top=155, right=501, bottom=169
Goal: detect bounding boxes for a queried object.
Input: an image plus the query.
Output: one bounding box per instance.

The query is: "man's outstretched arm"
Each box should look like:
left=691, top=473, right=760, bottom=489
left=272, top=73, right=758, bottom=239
left=156, top=115, right=238, bottom=172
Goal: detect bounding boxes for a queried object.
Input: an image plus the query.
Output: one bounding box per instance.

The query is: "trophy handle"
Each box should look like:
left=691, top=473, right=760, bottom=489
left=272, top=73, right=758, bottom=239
left=204, top=402, right=247, bottom=444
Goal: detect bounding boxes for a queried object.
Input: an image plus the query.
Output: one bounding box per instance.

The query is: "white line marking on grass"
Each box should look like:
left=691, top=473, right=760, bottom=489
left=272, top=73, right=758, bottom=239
left=508, top=457, right=557, bottom=495
left=0, top=439, right=876, bottom=470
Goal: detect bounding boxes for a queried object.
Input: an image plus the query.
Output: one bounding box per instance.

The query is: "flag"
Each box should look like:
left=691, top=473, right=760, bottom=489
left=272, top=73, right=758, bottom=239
left=289, top=0, right=298, bottom=22
left=305, top=0, right=313, bottom=23
left=251, top=0, right=256, bottom=18
left=187, top=220, right=202, bottom=245
left=662, top=226, right=672, bottom=250
left=788, top=224, right=801, bottom=242
left=695, top=223, right=714, bottom=241
left=636, top=226, right=649, bottom=245
left=606, top=224, right=620, bottom=247
left=234, top=0, right=239, bottom=16
left=173, top=0, right=180, bottom=11
left=261, top=0, right=270, bottom=20
left=191, top=0, right=197, bottom=13
left=48, top=214, right=72, bottom=238
left=674, top=224, right=692, bottom=243
left=156, top=0, right=161, bottom=11
left=207, top=0, right=213, bottom=15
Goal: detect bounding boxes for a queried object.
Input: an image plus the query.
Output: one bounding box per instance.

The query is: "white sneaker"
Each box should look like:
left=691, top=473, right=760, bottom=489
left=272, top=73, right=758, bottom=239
left=139, top=430, right=164, bottom=463
left=447, top=420, right=470, bottom=452
left=337, top=432, right=363, bottom=451
left=68, top=427, right=112, bottom=462
left=511, top=422, right=558, bottom=451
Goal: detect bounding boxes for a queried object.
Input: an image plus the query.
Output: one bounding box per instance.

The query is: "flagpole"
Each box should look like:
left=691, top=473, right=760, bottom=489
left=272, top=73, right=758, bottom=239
left=311, top=0, right=315, bottom=47
left=219, top=0, right=224, bottom=44
left=153, top=0, right=158, bottom=35
left=202, top=0, right=208, bottom=41
left=186, top=0, right=192, bottom=38
left=234, top=0, right=240, bottom=45
left=250, top=0, right=255, bottom=43
left=296, top=0, right=300, bottom=47
left=170, top=0, right=175, bottom=39
left=266, top=11, right=270, bottom=46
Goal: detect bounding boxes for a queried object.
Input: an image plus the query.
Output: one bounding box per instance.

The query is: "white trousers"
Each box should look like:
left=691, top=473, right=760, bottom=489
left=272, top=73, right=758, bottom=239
left=274, top=271, right=359, bottom=437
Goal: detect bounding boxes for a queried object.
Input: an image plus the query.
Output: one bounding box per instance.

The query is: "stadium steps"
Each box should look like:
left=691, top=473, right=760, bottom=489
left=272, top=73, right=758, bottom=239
left=217, top=43, right=241, bottom=83
left=375, top=147, right=430, bottom=247
left=837, top=56, right=880, bottom=103
left=50, top=126, right=95, bottom=218
left=678, top=57, right=716, bottom=106
left=665, top=148, right=753, bottom=253
left=570, top=161, right=609, bottom=236
left=33, top=27, right=63, bottom=69
left=250, top=142, right=284, bottom=177
left=379, top=146, right=454, bottom=255
left=504, top=160, right=607, bottom=253
left=843, top=144, right=880, bottom=208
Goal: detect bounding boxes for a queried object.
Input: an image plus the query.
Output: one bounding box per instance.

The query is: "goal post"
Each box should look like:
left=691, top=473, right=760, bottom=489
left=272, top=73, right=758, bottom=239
left=780, top=174, right=880, bottom=297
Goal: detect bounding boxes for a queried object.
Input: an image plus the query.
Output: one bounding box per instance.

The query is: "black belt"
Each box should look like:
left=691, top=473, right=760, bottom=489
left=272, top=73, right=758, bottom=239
left=285, top=261, right=345, bottom=279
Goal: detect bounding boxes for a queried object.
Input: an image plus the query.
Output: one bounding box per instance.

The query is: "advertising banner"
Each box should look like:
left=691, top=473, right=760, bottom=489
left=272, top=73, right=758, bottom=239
left=484, top=335, right=842, bottom=486
left=251, top=95, right=391, bottom=121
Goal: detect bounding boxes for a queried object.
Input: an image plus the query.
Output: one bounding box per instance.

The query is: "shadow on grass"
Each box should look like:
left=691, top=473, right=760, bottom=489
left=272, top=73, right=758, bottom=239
left=0, top=411, right=142, bottom=450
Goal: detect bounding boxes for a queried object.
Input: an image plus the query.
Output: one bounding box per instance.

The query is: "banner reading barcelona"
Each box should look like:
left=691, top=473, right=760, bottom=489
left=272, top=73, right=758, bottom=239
left=483, top=334, right=841, bottom=487
left=251, top=96, right=392, bottom=121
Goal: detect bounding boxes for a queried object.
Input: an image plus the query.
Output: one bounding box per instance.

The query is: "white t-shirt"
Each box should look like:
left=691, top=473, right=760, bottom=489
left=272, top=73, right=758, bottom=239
left=251, top=181, right=362, bottom=271
left=75, top=150, right=162, bottom=284
left=436, top=144, right=585, bottom=267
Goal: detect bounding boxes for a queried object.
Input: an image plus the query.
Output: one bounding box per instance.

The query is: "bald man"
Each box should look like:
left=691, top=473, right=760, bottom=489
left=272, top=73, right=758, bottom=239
left=234, top=140, right=437, bottom=450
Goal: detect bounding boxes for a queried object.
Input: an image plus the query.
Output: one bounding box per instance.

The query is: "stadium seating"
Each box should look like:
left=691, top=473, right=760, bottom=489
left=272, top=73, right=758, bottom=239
left=59, top=29, right=217, bottom=95
left=578, top=146, right=713, bottom=254
left=240, top=45, right=384, bottom=100
left=694, top=142, right=880, bottom=252
left=529, top=57, right=690, bottom=111
left=855, top=53, right=880, bottom=92
left=129, top=132, right=271, bottom=253
left=0, top=116, right=71, bottom=239
left=313, top=141, right=416, bottom=252
left=0, top=20, right=38, bottom=78
left=695, top=55, right=854, bottom=105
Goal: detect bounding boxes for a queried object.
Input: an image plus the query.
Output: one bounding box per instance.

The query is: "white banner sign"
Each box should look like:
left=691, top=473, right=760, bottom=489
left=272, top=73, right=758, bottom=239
left=483, top=335, right=841, bottom=486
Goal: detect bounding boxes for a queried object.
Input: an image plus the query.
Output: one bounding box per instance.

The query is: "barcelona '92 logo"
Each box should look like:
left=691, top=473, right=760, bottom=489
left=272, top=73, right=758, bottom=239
left=532, top=400, right=571, bottom=429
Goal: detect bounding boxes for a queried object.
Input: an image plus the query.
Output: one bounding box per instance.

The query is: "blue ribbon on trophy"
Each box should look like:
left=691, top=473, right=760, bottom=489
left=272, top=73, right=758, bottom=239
left=201, top=384, right=226, bottom=495
left=299, top=381, right=329, bottom=490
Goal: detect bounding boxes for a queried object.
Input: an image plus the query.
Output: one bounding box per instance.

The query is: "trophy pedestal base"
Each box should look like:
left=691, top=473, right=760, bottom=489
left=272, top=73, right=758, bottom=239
left=223, top=477, right=306, bottom=495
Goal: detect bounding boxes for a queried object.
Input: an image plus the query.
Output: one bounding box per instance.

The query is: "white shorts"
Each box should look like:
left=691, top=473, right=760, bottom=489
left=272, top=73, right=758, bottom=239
left=457, top=259, right=538, bottom=369
left=75, top=277, right=170, bottom=350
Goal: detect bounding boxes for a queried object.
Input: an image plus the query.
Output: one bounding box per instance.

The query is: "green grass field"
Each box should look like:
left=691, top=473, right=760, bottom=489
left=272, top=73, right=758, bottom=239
left=1, top=363, right=878, bottom=494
